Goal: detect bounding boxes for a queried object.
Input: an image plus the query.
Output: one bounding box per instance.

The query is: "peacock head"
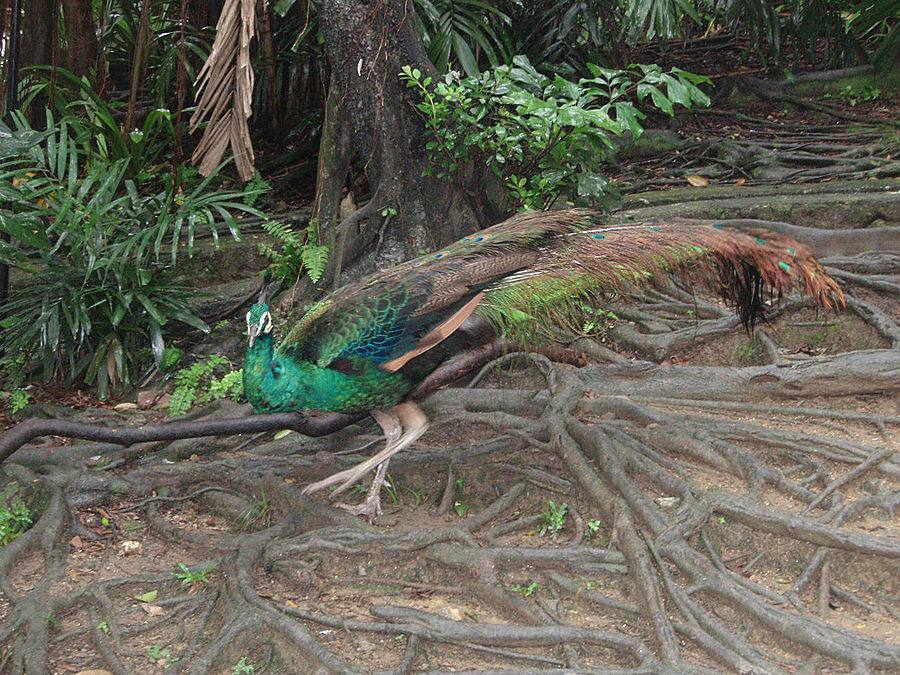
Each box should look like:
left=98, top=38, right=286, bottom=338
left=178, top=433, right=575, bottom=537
left=246, top=303, right=274, bottom=348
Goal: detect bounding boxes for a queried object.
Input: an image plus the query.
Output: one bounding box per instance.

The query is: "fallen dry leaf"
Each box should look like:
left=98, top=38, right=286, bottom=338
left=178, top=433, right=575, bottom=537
left=119, top=540, right=142, bottom=555
left=140, top=603, right=166, bottom=617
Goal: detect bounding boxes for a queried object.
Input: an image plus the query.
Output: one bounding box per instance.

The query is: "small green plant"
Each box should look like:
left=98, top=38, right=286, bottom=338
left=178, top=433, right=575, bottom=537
left=0, top=483, right=32, bottom=546
left=242, top=172, right=271, bottom=207
left=587, top=519, right=601, bottom=534
left=146, top=644, right=178, bottom=669
left=509, top=582, right=539, bottom=597
left=736, top=341, right=759, bottom=364
left=538, top=501, right=568, bottom=541
left=580, top=305, right=618, bottom=337
left=453, top=477, right=468, bottom=517
left=162, top=346, right=183, bottom=371
left=233, top=656, right=255, bottom=674
left=258, top=218, right=329, bottom=284
left=97, top=621, right=109, bottom=633
left=168, top=356, right=243, bottom=416
left=239, top=490, right=273, bottom=531
left=173, top=562, right=219, bottom=588
left=402, top=484, right=423, bottom=507
left=6, top=390, right=31, bottom=414
left=826, top=83, right=882, bottom=106
left=383, top=474, right=400, bottom=505
left=206, top=370, right=244, bottom=401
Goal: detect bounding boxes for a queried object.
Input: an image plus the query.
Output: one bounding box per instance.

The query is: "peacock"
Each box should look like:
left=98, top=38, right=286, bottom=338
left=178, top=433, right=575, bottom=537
left=243, top=209, right=843, bottom=518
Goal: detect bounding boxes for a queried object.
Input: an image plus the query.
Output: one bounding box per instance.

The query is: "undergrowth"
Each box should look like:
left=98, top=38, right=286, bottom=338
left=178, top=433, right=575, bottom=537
left=168, top=356, right=243, bottom=417
left=0, top=482, right=32, bottom=546
left=258, top=218, right=329, bottom=284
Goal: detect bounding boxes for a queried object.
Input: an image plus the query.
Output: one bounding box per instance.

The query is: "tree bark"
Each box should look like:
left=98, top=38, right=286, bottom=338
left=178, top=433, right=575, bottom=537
left=124, top=0, right=152, bottom=135
left=61, top=0, right=101, bottom=81
left=20, top=0, right=57, bottom=123
left=188, top=0, right=225, bottom=30
left=315, top=0, right=481, bottom=275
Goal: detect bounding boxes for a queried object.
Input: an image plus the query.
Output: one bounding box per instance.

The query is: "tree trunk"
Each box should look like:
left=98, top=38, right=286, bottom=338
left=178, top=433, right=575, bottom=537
left=124, top=0, right=152, bottom=136
left=20, top=0, right=55, bottom=70
left=256, top=0, right=281, bottom=137
left=188, top=0, right=224, bottom=30
left=20, top=0, right=57, bottom=123
left=314, top=0, right=482, bottom=276
left=61, top=0, right=101, bottom=81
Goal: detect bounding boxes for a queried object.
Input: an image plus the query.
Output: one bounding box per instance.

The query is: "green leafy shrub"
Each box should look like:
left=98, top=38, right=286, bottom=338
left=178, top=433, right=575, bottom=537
left=401, top=56, right=709, bottom=210
left=168, top=356, right=243, bottom=416
left=0, top=483, right=32, bottom=546
left=6, top=391, right=32, bottom=414
left=0, top=112, right=264, bottom=397
left=538, top=500, right=568, bottom=541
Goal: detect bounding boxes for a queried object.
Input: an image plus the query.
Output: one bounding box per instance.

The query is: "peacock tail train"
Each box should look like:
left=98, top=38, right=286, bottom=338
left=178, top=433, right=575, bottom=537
left=243, top=209, right=843, bottom=416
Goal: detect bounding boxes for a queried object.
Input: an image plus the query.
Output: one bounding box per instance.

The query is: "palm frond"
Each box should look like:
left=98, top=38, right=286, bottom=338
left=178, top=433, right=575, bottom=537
left=190, top=0, right=257, bottom=181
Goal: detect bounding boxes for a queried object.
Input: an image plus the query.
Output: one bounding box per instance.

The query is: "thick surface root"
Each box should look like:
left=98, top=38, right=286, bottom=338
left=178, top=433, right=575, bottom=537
left=2, top=262, right=900, bottom=673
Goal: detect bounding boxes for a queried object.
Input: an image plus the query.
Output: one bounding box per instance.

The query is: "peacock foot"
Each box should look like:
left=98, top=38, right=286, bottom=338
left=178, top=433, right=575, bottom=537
left=301, top=402, right=428, bottom=519
left=333, top=461, right=390, bottom=522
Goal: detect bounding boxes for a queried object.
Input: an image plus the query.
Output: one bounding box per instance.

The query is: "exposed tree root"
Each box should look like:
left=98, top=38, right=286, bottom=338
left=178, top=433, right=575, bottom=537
left=1, top=251, right=899, bottom=672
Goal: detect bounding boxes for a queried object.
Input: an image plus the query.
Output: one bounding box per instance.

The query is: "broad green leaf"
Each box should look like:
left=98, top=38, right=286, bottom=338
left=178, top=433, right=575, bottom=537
left=134, top=590, right=158, bottom=603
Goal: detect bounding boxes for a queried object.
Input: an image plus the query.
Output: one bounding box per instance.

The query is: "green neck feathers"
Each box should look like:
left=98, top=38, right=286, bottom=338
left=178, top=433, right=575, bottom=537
left=242, top=330, right=413, bottom=414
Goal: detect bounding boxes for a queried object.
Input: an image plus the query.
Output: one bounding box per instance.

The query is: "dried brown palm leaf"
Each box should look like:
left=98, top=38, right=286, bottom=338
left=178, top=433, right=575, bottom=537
left=190, top=0, right=257, bottom=181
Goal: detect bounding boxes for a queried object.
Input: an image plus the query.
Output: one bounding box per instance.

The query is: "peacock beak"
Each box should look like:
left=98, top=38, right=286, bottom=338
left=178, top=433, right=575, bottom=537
left=248, top=324, right=260, bottom=348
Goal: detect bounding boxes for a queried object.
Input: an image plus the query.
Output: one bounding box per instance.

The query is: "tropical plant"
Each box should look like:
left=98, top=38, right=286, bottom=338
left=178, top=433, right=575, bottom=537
left=621, top=0, right=704, bottom=44
left=847, top=0, right=900, bottom=70
left=99, top=0, right=214, bottom=107
left=20, top=67, right=180, bottom=185
left=0, top=112, right=264, bottom=397
left=414, top=0, right=511, bottom=75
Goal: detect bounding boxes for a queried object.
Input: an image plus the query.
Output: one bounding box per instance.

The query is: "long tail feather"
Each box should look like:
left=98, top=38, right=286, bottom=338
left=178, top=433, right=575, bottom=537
left=478, top=218, right=843, bottom=336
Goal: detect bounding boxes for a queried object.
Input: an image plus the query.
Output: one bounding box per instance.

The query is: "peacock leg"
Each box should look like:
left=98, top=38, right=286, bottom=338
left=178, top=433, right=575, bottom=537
left=301, top=402, right=428, bottom=519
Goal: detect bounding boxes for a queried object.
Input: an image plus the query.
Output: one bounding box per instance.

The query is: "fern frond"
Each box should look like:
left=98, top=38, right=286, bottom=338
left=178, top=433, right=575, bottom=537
left=301, top=245, right=329, bottom=284
left=261, top=219, right=305, bottom=250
